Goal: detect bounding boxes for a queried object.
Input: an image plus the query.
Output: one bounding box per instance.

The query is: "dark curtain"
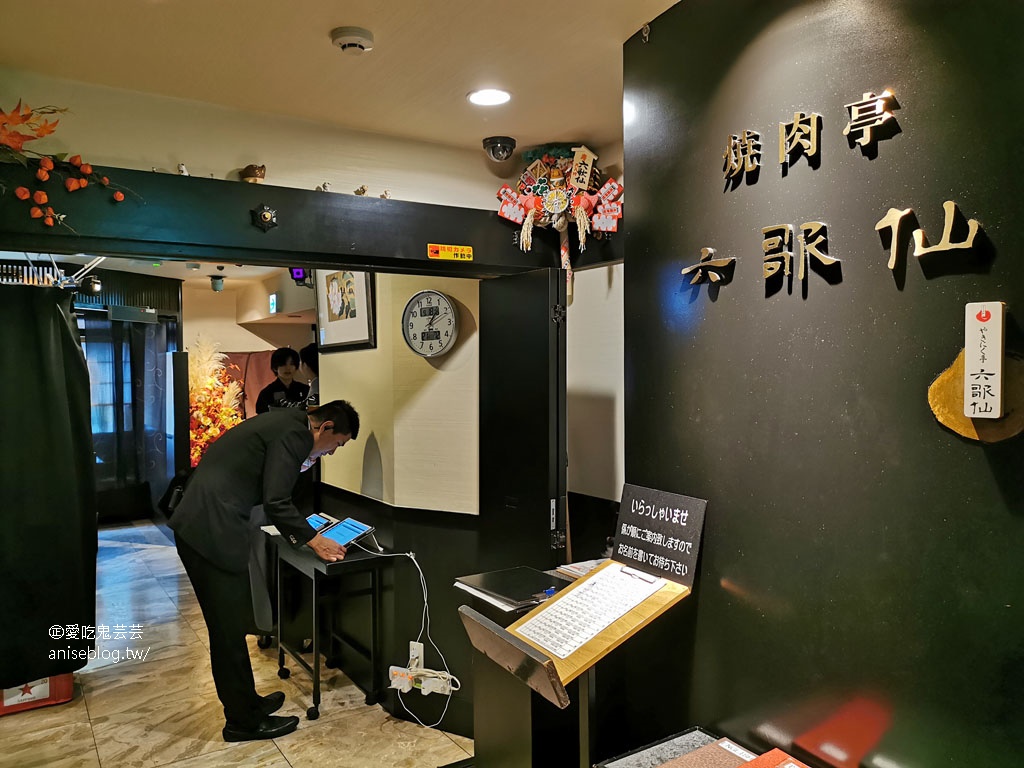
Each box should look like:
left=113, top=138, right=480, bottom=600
left=0, top=285, right=97, bottom=687
left=83, top=316, right=175, bottom=517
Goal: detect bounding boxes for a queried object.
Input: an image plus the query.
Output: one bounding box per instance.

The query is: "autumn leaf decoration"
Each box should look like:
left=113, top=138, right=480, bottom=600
left=0, top=100, right=62, bottom=153
left=187, top=335, right=244, bottom=468
left=1, top=99, right=131, bottom=230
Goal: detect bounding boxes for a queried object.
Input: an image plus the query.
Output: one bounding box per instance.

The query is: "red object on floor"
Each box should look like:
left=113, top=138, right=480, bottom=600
left=745, top=748, right=812, bottom=768
left=792, top=696, right=892, bottom=768
left=0, top=674, right=74, bottom=716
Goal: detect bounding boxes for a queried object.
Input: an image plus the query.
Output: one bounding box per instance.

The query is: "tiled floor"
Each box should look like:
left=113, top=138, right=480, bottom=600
left=0, top=520, right=473, bottom=768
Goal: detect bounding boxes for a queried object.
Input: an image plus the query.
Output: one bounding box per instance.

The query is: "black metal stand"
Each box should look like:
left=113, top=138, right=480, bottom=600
left=273, top=538, right=387, bottom=719
left=468, top=648, right=593, bottom=768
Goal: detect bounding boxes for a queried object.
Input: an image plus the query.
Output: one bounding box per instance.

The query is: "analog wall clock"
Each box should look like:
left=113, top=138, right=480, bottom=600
left=402, top=290, right=458, bottom=357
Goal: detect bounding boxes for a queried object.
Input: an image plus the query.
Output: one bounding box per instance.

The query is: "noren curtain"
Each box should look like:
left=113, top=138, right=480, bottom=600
left=83, top=315, right=175, bottom=516
left=0, top=285, right=96, bottom=686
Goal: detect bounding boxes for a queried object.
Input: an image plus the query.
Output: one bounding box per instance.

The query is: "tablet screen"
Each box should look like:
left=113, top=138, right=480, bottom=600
left=321, top=517, right=374, bottom=547
left=306, top=513, right=338, bottom=532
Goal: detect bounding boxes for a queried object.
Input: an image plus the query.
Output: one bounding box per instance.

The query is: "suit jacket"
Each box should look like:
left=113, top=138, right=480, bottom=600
left=170, top=408, right=316, bottom=571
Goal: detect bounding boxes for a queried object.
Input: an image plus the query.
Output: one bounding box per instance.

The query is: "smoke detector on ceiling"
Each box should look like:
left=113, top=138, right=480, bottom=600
left=330, top=26, right=374, bottom=55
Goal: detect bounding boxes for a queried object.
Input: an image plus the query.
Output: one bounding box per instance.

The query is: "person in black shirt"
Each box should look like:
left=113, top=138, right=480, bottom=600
left=255, top=347, right=309, bottom=413
left=299, top=342, right=319, bottom=407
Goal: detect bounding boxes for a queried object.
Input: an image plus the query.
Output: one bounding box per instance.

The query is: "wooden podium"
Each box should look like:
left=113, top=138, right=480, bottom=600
left=458, top=485, right=707, bottom=768
left=459, top=563, right=689, bottom=766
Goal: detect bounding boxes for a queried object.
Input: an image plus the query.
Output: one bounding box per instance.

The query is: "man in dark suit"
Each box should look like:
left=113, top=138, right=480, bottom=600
left=170, top=400, right=360, bottom=742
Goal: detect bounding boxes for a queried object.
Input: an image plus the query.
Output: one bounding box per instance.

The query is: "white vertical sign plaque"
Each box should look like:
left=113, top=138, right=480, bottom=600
left=964, top=301, right=1005, bottom=419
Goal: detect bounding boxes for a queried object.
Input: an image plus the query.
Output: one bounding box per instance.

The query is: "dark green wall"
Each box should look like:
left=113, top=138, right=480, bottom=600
left=622, top=0, right=1023, bottom=762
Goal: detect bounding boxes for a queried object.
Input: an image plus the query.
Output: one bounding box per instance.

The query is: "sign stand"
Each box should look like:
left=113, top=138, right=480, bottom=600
left=459, top=485, right=708, bottom=768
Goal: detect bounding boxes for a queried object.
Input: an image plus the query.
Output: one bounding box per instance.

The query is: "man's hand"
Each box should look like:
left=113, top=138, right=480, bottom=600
left=307, top=533, right=347, bottom=562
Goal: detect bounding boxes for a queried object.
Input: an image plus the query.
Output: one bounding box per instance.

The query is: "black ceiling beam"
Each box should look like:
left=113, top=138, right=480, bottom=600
left=0, top=164, right=622, bottom=277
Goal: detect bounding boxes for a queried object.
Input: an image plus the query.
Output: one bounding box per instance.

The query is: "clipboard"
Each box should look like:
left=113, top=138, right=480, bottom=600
left=455, top=566, right=569, bottom=609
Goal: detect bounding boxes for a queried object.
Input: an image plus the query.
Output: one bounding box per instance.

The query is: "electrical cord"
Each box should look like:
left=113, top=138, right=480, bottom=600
left=350, top=537, right=461, bottom=729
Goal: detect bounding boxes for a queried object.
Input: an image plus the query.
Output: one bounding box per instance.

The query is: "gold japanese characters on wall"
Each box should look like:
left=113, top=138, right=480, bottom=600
left=722, top=89, right=900, bottom=186
left=687, top=81, right=1015, bottom=442
left=683, top=86, right=987, bottom=293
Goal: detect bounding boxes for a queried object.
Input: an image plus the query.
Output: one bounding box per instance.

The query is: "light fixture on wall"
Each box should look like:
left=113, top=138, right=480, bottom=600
left=210, top=275, right=225, bottom=292
left=623, top=99, right=637, bottom=126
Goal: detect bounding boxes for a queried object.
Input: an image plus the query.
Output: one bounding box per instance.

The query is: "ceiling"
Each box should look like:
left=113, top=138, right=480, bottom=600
left=0, top=0, right=676, bottom=154
left=0, top=251, right=285, bottom=289
left=0, top=0, right=677, bottom=287
left=90, top=258, right=283, bottom=286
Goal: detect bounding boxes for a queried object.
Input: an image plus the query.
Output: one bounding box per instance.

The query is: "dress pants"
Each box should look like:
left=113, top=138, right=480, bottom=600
left=176, top=535, right=262, bottom=729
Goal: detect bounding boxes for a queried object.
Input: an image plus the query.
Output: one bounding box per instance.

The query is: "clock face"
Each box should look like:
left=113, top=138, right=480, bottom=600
left=402, top=290, right=458, bottom=357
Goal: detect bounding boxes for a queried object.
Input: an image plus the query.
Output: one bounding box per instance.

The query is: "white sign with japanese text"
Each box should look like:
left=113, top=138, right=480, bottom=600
left=964, top=301, right=1005, bottom=419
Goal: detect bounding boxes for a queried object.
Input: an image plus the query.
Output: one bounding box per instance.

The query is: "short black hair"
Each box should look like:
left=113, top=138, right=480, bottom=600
left=308, top=400, right=359, bottom=439
left=270, top=347, right=300, bottom=371
left=299, top=342, right=319, bottom=376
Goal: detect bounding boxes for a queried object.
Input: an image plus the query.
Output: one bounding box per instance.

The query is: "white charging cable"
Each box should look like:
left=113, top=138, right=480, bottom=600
left=350, top=538, right=461, bottom=729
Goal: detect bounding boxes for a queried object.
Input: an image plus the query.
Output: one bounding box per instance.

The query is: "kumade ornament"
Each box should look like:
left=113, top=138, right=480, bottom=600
left=496, top=144, right=624, bottom=295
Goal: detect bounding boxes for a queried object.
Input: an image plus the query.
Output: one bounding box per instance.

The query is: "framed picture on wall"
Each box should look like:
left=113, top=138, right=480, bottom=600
left=314, top=269, right=377, bottom=351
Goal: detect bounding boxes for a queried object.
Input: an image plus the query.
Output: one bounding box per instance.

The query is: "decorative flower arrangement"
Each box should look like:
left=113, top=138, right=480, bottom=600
left=0, top=99, right=128, bottom=231
left=187, top=335, right=244, bottom=467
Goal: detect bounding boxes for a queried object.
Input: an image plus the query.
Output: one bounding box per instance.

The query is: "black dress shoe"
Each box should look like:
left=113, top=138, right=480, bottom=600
left=222, top=714, right=299, bottom=742
left=259, top=691, right=286, bottom=716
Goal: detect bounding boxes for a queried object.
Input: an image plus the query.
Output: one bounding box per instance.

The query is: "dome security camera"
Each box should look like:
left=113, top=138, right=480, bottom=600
left=482, top=136, right=516, bottom=163
left=210, top=276, right=225, bottom=292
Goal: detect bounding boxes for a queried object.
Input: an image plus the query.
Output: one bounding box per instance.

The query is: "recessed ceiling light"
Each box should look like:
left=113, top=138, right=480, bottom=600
left=467, top=89, right=511, bottom=106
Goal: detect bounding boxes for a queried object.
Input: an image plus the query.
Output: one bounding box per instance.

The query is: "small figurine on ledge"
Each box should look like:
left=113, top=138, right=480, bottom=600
left=241, top=164, right=266, bottom=183
left=315, top=181, right=332, bottom=192
left=353, top=185, right=368, bottom=196
left=177, top=163, right=190, bottom=176
left=379, top=189, right=391, bottom=199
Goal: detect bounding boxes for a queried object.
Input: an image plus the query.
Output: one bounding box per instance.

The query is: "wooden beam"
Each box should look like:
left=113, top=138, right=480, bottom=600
left=0, top=164, right=622, bottom=277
